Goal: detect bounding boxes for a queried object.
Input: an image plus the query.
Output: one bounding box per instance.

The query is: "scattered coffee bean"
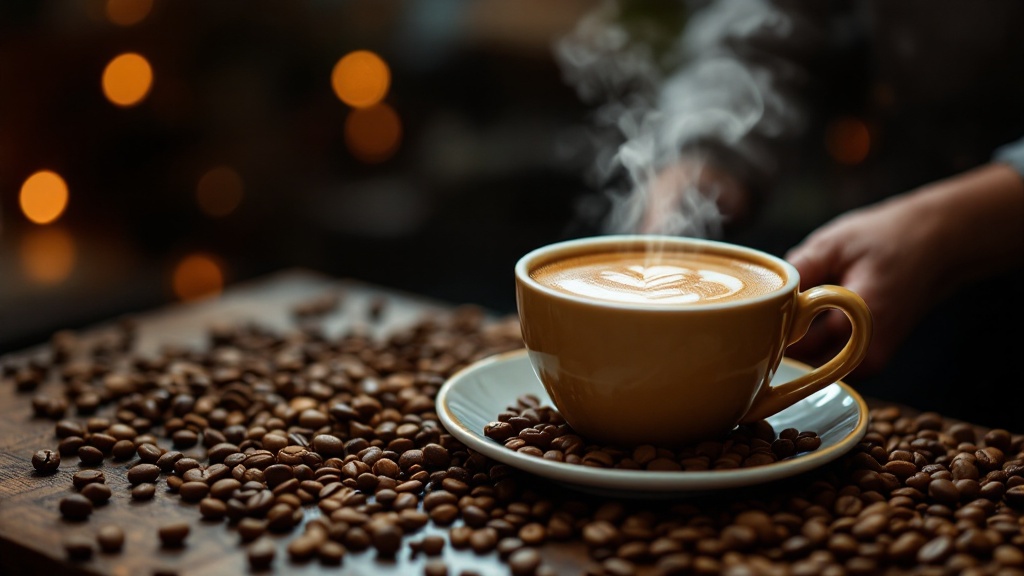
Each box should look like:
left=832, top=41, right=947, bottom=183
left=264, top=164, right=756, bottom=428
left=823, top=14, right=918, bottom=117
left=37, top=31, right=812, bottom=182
left=179, top=481, right=210, bottom=502
left=13, top=301, right=1024, bottom=576
left=59, top=494, right=93, bottom=521
left=127, top=463, right=161, bottom=485
left=97, top=525, right=125, bottom=553
left=80, top=482, right=112, bottom=505
left=77, top=445, right=105, bottom=466
left=72, top=469, right=105, bottom=489
left=131, top=482, right=156, bottom=501
left=317, top=540, right=345, bottom=565
left=247, top=537, right=276, bottom=570
left=420, top=534, right=446, bottom=556
left=31, top=449, right=60, bottom=473
left=158, top=522, right=190, bottom=548
left=509, top=548, right=542, bottom=576
left=199, top=497, right=228, bottom=520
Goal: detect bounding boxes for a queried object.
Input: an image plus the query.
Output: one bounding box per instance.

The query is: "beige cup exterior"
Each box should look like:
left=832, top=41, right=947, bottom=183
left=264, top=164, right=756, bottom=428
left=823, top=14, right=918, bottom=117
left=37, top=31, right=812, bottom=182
left=515, top=235, right=872, bottom=446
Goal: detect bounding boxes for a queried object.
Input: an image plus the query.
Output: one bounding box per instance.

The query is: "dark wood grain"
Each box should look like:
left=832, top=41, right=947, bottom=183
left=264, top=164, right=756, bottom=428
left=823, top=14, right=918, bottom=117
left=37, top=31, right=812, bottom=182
left=0, top=269, right=588, bottom=576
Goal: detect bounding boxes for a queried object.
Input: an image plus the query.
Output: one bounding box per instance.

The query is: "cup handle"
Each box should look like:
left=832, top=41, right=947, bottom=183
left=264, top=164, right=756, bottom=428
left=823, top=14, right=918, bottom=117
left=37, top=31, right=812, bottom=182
left=740, top=285, right=873, bottom=423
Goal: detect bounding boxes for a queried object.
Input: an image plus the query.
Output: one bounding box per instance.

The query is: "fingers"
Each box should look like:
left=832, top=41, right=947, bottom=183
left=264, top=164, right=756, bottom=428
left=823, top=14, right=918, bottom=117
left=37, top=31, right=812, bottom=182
left=785, top=237, right=837, bottom=290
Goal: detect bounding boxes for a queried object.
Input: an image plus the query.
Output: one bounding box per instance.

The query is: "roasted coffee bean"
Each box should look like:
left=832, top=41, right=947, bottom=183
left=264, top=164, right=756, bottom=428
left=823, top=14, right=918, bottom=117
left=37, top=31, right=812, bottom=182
left=172, top=429, right=199, bottom=448
left=156, top=450, right=184, bottom=472
left=210, top=477, right=241, bottom=500
left=16, top=295, right=1024, bottom=576
left=245, top=489, right=276, bottom=516
left=485, top=403, right=821, bottom=470
left=470, top=527, right=499, bottom=554
left=497, top=537, right=525, bottom=559
left=127, top=463, right=161, bottom=485
left=370, top=522, right=403, bottom=557
left=88, top=433, right=118, bottom=454
left=1006, top=485, right=1024, bottom=508
left=237, top=517, right=269, bottom=542
left=77, top=445, right=105, bottom=466
left=180, top=481, right=210, bottom=502
left=420, top=534, right=445, bottom=556
left=199, top=497, right=228, bottom=520
left=137, top=443, right=163, bottom=463
left=312, top=434, right=345, bottom=458
left=72, top=469, right=105, bottom=489
left=158, top=522, right=190, bottom=548
left=81, top=482, right=112, bottom=505
left=55, top=420, right=86, bottom=439
left=429, top=503, right=459, bottom=525
left=111, top=439, right=136, bottom=461
left=174, top=457, right=201, bottom=476
left=59, top=494, right=93, bottom=521
left=247, top=537, right=276, bottom=570
left=318, top=540, right=345, bottom=565
left=131, top=482, right=156, bottom=501
left=58, top=436, right=85, bottom=457
left=509, top=548, right=542, bottom=576
left=206, top=442, right=239, bottom=465
left=449, top=526, right=473, bottom=550
left=31, top=449, right=60, bottom=473
left=97, top=525, right=125, bottom=553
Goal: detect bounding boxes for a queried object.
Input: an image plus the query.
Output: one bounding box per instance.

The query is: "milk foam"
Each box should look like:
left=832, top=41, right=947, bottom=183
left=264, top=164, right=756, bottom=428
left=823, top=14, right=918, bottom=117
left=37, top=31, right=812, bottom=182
left=531, top=251, right=784, bottom=305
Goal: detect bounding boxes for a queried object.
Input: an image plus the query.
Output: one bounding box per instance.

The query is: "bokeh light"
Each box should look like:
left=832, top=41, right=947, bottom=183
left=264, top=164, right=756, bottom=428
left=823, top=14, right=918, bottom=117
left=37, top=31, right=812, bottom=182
left=102, top=52, right=153, bottom=107
left=331, top=50, right=390, bottom=109
left=196, top=166, right=244, bottom=218
left=172, top=253, right=224, bottom=301
left=20, top=226, right=76, bottom=285
left=825, top=117, right=871, bottom=166
left=20, top=170, right=69, bottom=225
left=344, top=103, right=402, bottom=163
left=106, top=0, right=154, bottom=26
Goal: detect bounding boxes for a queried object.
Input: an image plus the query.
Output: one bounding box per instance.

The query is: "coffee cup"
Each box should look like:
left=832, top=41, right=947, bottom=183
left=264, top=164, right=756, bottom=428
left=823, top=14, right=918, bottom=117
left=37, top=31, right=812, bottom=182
left=514, top=235, right=872, bottom=446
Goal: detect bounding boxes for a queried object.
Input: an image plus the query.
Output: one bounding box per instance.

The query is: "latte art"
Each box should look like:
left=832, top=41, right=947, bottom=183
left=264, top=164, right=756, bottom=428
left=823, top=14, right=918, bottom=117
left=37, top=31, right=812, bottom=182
left=531, top=250, right=784, bottom=305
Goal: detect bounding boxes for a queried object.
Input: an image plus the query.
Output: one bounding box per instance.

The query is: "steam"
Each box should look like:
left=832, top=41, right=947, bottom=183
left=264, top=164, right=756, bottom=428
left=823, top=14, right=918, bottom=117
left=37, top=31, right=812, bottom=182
left=554, top=0, right=805, bottom=239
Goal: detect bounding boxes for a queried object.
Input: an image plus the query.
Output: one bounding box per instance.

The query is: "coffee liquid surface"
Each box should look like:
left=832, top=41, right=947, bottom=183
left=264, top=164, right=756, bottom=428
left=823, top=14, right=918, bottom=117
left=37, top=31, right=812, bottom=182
left=531, top=250, right=785, bottom=305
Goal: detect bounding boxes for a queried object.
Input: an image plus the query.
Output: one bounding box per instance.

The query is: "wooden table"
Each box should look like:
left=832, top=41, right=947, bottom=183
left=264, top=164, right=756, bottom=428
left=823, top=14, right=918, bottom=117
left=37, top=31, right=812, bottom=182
left=1, top=269, right=1020, bottom=576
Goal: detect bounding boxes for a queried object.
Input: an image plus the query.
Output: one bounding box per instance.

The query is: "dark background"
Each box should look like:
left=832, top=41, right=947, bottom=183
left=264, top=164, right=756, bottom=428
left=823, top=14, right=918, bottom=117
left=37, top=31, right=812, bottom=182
left=1, top=1, right=1022, bottom=430
left=1, top=0, right=606, bottom=353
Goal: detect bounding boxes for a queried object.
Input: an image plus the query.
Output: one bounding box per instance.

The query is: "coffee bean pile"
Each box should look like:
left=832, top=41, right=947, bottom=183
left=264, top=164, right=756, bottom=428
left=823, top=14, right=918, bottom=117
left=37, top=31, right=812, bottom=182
left=7, top=294, right=1024, bottom=576
left=484, top=396, right=823, bottom=471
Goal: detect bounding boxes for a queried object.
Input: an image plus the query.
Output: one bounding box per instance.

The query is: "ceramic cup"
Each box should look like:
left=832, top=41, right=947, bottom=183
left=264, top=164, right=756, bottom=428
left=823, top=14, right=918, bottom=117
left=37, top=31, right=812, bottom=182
left=514, top=235, right=872, bottom=446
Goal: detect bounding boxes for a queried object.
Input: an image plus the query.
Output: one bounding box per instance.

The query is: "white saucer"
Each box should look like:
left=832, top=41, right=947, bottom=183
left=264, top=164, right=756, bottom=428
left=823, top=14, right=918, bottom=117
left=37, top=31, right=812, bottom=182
left=437, top=349, right=868, bottom=498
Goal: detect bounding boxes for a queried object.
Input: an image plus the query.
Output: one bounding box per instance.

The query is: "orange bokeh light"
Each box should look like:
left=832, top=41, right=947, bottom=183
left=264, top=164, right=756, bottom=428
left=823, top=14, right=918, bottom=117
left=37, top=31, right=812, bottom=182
left=172, top=253, right=224, bottom=301
left=344, top=103, right=402, bottom=163
left=20, top=170, right=69, bottom=225
left=825, top=117, right=871, bottom=166
left=106, top=0, right=153, bottom=26
left=196, top=166, right=244, bottom=218
left=20, top=226, right=76, bottom=285
left=331, top=50, right=391, bottom=109
left=102, top=52, right=153, bottom=107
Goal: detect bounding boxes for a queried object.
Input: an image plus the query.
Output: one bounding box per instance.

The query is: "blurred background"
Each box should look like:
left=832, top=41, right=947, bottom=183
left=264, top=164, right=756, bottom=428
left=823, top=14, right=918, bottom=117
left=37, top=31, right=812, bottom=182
left=1, top=0, right=615, bottom=352
left=2, top=1, right=1022, bottom=428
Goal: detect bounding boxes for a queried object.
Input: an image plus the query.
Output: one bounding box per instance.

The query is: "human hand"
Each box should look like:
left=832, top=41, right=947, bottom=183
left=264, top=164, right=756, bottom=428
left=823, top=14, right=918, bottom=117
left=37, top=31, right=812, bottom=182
left=783, top=193, right=947, bottom=379
left=784, top=162, right=1024, bottom=379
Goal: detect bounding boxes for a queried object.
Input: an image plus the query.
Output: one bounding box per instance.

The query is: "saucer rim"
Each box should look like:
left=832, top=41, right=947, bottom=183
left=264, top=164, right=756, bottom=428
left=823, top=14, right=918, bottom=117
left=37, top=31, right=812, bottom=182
left=437, top=348, right=869, bottom=494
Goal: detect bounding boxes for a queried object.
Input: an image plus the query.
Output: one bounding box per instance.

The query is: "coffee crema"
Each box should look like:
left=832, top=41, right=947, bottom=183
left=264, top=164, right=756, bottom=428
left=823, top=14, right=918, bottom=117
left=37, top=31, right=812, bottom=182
left=530, top=250, right=785, bottom=305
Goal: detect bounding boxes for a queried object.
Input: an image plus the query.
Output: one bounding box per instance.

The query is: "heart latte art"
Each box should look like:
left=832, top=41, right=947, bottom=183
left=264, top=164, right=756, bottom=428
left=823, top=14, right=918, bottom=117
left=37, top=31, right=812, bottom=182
left=531, top=250, right=785, bottom=305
